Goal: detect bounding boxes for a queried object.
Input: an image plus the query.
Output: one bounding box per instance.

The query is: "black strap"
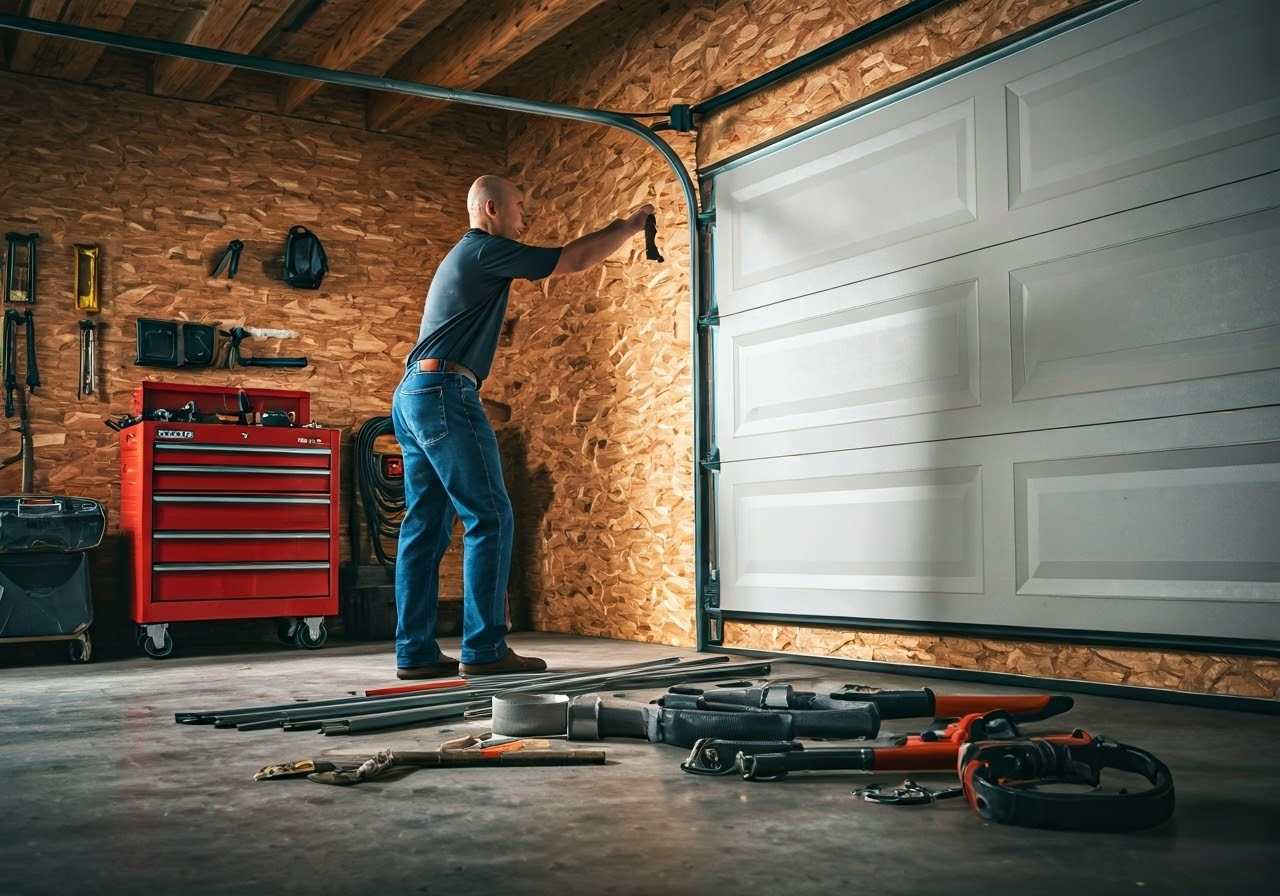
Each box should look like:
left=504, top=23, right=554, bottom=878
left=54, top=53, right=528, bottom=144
left=960, top=736, right=1175, bottom=831
left=212, top=239, right=244, bottom=278
left=23, top=310, right=38, bottom=391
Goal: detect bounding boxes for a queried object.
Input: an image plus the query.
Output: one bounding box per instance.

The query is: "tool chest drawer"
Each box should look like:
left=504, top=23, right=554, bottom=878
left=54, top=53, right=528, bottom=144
left=152, top=532, right=331, bottom=564
left=119, top=390, right=341, bottom=653
left=152, top=563, right=332, bottom=601
left=151, top=495, right=333, bottom=531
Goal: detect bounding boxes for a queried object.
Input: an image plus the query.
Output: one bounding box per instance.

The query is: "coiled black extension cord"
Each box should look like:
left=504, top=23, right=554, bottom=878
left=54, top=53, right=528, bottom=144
left=354, top=416, right=404, bottom=572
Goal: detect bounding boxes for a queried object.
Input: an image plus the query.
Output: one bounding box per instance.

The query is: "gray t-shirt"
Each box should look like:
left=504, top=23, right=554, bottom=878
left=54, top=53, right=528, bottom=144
left=408, top=229, right=561, bottom=382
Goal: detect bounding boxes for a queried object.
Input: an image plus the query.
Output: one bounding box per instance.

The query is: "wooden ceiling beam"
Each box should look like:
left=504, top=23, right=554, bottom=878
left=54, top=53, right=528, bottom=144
left=278, top=0, right=465, bottom=115
left=152, top=0, right=293, bottom=101
left=366, top=0, right=612, bottom=132
left=9, top=0, right=136, bottom=81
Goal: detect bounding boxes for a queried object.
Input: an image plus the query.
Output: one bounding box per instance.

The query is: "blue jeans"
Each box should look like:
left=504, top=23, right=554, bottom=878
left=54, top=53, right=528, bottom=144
left=391, top=369, right=514, bottom=667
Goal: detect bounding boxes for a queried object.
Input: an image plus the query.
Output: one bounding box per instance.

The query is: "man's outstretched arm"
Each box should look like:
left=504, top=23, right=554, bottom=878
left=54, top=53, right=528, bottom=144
left=552, top=204, right=655, bottom=275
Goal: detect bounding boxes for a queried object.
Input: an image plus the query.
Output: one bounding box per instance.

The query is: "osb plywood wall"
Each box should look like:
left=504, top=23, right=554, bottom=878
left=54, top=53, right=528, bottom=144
left=495, top=0, right=1277, bottom=698
left=0, top=71, right=501, bottom=647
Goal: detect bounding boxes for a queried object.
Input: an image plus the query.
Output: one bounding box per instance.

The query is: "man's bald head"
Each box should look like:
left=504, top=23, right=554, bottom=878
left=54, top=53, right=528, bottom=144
left=467, top=175, right=526, bottom=238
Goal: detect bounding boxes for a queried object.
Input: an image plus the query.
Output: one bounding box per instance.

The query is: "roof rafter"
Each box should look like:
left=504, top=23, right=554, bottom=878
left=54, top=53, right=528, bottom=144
left=152, top=0, right=294, bottom=101
left=9, top=0, right=136, bottom=81
left=278, top=0, right=466, bottom=115
left=366, top=0, right=612, bottom=132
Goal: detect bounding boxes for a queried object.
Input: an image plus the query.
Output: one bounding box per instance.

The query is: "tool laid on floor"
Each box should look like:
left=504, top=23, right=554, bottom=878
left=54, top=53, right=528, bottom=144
left=491, top=690, right=881, bottom=749
left=659, top=683, right=1075, bottom=724
left=254, top=739, right=603, bottom=787
left=679, top=709, right=1086, bottom=780
left=679, top=704, right=1176, bottom=832
left=364, top=677, right=468, bottom=697
left=958, top=734, right=1175, bottom=831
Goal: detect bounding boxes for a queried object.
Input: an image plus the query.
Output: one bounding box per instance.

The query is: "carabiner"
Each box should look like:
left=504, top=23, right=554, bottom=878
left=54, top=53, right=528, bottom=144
left=854, top=778, right=964, bottom=805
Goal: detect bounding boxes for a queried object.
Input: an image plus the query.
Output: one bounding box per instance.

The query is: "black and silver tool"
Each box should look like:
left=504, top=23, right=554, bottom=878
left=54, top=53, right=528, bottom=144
left=78, top=319, right=97, bottom=399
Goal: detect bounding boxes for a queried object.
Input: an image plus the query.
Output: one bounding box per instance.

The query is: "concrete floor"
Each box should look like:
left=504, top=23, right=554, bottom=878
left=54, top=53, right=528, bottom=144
left=1, top=631, right=1276, bottom=895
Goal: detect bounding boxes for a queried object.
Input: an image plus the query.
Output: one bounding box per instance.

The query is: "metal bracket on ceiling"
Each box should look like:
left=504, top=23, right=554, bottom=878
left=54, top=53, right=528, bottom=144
left=651, top=104, right=696, bottom=134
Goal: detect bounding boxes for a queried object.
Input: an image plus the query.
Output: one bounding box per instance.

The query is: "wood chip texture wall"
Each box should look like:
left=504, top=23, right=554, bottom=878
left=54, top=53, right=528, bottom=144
left=1, top=0, right=1274, bottom=697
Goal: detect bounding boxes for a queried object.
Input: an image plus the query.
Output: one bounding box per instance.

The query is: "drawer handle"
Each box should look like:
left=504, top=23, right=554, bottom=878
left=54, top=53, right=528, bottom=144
left=154, top=531, right=329, bottom=540
left=153, top=495, right=330, bottom=505
left=154, top=562, right=331, bottom=572
left=154, top=464, right=329, bottom=476
left=156, top=444, right=331, bottom=456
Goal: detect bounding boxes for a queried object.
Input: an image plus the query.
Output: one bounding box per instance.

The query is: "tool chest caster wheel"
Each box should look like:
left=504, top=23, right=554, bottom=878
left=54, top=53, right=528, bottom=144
left=276, top=618, right=299, bottom=646
left=68, top=634, right=92, bottom=663
left=139, top=625, right=174, bottom=659
left=296, top=619, right=327, bottom=650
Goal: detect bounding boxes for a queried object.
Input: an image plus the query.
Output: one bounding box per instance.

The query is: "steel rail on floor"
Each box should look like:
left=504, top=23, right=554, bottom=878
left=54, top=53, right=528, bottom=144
left=177, top=657, right=685, bottom=725
left=323, top=658, right=777, bottom=735
left=173, top=655, right=777, bottom=736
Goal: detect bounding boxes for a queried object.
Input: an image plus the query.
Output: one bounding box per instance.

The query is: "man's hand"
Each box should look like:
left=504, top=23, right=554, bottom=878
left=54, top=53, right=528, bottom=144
left=624, top=204, right=655, bottom=233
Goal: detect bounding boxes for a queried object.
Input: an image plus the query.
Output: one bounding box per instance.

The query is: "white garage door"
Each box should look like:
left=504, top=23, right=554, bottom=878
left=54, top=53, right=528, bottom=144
left=703, top=0, right=1280, bottom=649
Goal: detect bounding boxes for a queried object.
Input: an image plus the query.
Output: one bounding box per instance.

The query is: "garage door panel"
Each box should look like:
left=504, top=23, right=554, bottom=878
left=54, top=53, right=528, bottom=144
left=1011, top=206, right=1280, bottom=402
left=716, top=176, right=1280, bottom=463
left=1007, top=0, right=1280, bottom=210
left=729, top=279, right=981, bottom=439
left=713, top=0, right=1280, bottom=319
left=717, top=408, right=1280, bottom=641
left=733, top=465, right=983, bottom=595
left=723, top=99, right=978, bottom=297
left=1016, top=443, right=1280, bottom=601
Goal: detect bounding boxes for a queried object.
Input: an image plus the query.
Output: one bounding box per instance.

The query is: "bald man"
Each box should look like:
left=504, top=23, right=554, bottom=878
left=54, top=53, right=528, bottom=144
left=391, top=176, right=653, bottom=679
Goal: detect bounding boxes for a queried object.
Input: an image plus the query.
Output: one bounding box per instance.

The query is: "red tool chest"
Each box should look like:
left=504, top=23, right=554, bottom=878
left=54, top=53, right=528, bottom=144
left=119, top=382, right=340, bottom=658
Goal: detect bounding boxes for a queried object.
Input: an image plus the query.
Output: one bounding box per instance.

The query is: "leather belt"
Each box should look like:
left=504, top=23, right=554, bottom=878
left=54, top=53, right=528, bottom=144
left=417, top=358, right=477, bottom=384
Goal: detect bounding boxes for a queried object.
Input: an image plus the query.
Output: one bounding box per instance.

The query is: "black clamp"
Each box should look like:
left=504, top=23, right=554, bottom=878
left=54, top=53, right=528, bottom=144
left=212, top=239, right=244, bottom=278
left=958, top=736, right=1175, bottom=831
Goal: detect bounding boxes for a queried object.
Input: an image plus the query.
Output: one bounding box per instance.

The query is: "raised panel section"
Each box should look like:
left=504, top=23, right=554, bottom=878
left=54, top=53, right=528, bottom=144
left=731, top=466, right=983, bottom=594
left=721, top=99, right=976, bottom=299
left=1016, top=443, right=1280, bottom=600
left=717, top=407, right=1280, bottom=643
left=730, top=280, right=980, bottom=437
left=1007, top=1, right=1280, bottom=209
left=1011, top=207, right=1280, bottom=401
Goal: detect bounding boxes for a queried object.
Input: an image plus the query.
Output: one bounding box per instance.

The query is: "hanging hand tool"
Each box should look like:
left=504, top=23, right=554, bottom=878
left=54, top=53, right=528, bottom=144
left=228, top=326, right=307, bottom=368
left=211, top=239, right=243, bottom=278
left=78, top=319, right=97, bottom=399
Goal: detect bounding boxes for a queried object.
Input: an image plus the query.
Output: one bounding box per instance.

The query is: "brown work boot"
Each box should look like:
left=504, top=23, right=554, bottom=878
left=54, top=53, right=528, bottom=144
left=459, top=649, right=548, bottom=677
left=396, top=655, right=460, bottom=680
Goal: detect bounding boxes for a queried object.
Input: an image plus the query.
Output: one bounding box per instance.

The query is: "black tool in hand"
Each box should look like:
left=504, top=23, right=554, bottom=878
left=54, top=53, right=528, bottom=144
left=645, top=214, right=663, bottom=262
